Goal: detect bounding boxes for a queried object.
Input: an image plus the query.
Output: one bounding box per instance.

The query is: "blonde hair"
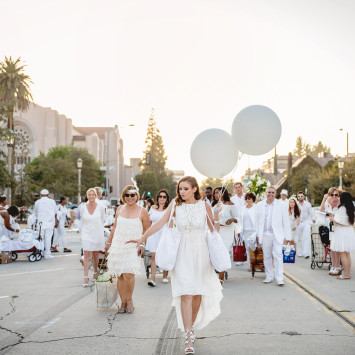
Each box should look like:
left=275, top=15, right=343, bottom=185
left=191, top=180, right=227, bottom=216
left=94, top=186, right=103, bottom=196
left=327, top=187, right=338, bottom=195
left=121, top=185, right=140, bottom=204
left=175, top=176, right=201, bottom=206
left=86, top=188, right=98, bottom=198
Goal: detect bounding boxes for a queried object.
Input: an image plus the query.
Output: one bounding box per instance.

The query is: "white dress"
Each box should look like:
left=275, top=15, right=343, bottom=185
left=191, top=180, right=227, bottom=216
left=330, top=206, right=355, bottom=252
left=145, top=208, right=165, bottom=253
left=81, top=204, right=105, bottom=251
left=288, top=212, right=298, bottom=241
left=218, top=203, right=238, bottom=250
left=107, top=207, right=144, bottom=276
left=172, top=200, right=223, bottom=331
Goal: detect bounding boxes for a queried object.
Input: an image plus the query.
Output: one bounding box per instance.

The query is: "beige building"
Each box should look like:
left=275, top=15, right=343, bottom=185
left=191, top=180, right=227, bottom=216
left=10, top=103, right=133, bottom=199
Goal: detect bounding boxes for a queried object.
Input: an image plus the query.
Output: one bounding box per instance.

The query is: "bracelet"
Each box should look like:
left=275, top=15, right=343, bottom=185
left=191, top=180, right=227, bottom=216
left=139, top=243, right=145, bottom=248
left=107, top=242, right=112, bottom=245
left=214, top=220, right=220, bottom=224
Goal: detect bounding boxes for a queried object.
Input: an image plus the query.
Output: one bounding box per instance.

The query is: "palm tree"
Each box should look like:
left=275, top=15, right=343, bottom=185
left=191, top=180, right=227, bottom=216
left=0, top=56, right=34, bottom=203
left=0, top=56, right=34, bottom=130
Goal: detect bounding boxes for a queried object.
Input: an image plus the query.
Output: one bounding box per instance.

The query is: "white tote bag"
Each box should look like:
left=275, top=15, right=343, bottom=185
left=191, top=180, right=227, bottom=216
left=206, top=212, right=232, bottom=272
left=156, top=200, right=182, bottom=271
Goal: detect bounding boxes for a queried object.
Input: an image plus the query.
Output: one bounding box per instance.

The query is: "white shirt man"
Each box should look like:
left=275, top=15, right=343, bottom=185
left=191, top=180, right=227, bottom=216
left=34, top=190, right=58, bottom=259
left=279, top=189, right=289, bottom=208
left=256, top=187, right=291, bottom=286
left=297, top=192, right=315, bottom=258
left=52, top=197, right=72, bottom=253
left=231, top=182, right=245, bottom=236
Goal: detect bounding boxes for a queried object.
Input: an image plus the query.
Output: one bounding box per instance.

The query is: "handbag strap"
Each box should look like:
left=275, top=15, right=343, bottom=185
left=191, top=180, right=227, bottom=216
left=167, top=200, right=176, bottom=227
left=205, top=205, right=217, bottom=232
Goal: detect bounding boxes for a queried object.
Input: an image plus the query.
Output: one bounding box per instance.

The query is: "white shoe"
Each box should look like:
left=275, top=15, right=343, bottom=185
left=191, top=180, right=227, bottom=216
left=148, top=280, right=156, bottom=287
left=44, top=255, right=54, bottom=260
left=235, top=262, right=244, bottom=266
left=277, top=280, right=285, bottom=286
left=298, top=254, right=303, bottom=257
left=263, top=277, right=274, bottom=283
left=162, top=278, right=169, bottom=284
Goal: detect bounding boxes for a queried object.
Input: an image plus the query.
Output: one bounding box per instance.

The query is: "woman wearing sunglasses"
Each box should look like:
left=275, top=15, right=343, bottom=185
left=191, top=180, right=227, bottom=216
left=320, top=187, right=341, bottom=275
left=146, top=189, right=170, bottom=287
left=106, top=185, right=150, bottom=314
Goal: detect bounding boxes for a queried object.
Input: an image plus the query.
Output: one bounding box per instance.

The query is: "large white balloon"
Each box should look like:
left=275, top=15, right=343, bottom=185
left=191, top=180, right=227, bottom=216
left=231, top=105, right=281, bottom=155
left=190, top=129, right=239, bottom=178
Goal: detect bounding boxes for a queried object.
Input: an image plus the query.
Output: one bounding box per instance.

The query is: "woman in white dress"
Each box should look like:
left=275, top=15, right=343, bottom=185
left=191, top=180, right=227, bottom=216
left=212, top=187, right=238, bottom=283
left=286, top=197, right=300, bottom=249
left=146, top=189, right=170, bottom=287
left=329, top=191, right=355, bottom=280
left=81, top=188, right=105, bottom=287
left=320, top=187, right=341, bottom=275
left=106, top=185, right=150, bottom=314
left=129, top=176, right=222, bottom=355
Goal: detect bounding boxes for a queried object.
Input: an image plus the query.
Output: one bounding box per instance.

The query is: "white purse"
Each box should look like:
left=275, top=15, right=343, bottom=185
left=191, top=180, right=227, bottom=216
left=155, top=200, right=182, bottom=271
left=206, top=212, right=232, bottom=272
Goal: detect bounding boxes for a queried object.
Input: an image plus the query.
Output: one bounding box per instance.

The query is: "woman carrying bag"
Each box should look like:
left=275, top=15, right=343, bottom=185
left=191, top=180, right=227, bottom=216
left=128, top=176, right=223, bottom=355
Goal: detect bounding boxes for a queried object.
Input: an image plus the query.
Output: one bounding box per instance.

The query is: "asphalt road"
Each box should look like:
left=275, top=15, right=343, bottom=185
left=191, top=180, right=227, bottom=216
left=0, top=230, right=354, bottom=354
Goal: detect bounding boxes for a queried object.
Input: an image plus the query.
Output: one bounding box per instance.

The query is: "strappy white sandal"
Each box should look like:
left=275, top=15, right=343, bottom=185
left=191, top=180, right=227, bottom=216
left=82, top=276, right=89, bottom=287
left=184, top=328, right=195, bottom=354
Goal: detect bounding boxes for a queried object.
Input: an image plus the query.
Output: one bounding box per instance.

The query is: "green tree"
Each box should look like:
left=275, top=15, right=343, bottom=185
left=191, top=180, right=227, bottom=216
left=293, top=136, right=331, bottom=158
left=136, top=109, right=176, bottom=199
left=311, top=141, right=331, bottom=156
left=24, top=146, right=104, bottom=201
left=0, top=106, right=13, bottom=189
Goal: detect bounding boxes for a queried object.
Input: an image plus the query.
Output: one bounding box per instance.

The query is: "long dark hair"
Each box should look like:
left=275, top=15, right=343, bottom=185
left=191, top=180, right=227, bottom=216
left=212, top=187, right=230, bottom=207
left=175, top=176, right=201, bottom=206
left=289, top=197, right=301, bottom=218
left=155, top=189, right=170, bottom=209
left=339, top=191, right=354, bottom=225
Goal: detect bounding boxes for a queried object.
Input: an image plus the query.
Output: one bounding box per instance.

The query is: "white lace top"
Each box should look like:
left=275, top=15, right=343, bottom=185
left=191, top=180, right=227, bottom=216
left=175, top=201, right=206, bottom=232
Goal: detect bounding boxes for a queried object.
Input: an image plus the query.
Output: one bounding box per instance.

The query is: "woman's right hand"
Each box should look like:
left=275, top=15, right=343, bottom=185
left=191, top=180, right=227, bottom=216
left=323, top=193, right=329, bottom=201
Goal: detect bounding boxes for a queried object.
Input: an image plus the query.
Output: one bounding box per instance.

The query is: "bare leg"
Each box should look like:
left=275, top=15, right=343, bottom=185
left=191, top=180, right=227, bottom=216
left=181, top=295, right=193, bottom=330
left=92, top=251, right=99, bottom=279
left=192, top=295, right=202, bottom=325
left=150, top=253, right=157, bottom=282
left=163, top=270, right=168, bottom=279
left=117, top=275, right=127, bottom=307
left=123, top=273, right=135, bottom=307
left=331, top=250, right=341, bottom=269
left=340, top=252, right=351, bottom=278
left=83, top=251, right=91, bottom=284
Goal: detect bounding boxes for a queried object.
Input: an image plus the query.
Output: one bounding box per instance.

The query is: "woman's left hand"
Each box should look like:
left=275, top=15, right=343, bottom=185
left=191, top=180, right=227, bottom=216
left=329, top=215, right=335, bottom=222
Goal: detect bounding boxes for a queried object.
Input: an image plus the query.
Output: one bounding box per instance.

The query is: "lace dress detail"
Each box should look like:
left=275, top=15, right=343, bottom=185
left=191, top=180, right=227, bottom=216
left=107, top=210, right=144, bottom=276
left=172, top=200, right=223, bottom=331
left=289, top=212, right=298, bottom=241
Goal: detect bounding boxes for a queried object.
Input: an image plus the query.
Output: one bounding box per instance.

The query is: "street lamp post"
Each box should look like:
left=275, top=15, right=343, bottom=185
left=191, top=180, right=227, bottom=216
left=339, top=129, right=349, bottom=160
left=77, top=158, right=83, bottom=203
left=338, top=158, right=344, bottom=190
left=7, top=129, right=15, bottom=205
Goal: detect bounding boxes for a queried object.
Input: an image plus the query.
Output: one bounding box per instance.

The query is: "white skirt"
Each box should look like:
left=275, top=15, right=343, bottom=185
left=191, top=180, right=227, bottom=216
left=219, top=225, right=234, bottom=250
left=330, top=225, right=355, bottom=252
left=145, top=229, right=163, bottom=253
left=171, top=229, right=223, bottom=331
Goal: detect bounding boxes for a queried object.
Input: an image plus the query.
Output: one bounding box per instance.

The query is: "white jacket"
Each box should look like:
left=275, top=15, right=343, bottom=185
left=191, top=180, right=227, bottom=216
left=256, top=199, right=291, bottom=244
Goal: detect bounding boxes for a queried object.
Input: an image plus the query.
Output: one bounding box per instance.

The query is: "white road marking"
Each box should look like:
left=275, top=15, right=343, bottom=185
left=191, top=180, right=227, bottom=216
left=54, top=254, right=80, bottom=258
left=0, top=268, right=65, bottom=277
left=0, top=296, right=10, bottom=299
left=14, top=317, right=60, bottom=329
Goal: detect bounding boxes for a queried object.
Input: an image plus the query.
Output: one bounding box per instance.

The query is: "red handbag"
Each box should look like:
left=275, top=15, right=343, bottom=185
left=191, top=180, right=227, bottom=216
left=233, top=235, right=247, bottom=262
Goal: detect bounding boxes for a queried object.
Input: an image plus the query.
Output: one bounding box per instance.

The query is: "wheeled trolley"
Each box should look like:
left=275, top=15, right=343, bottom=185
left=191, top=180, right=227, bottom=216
left=249, top=247, right=265, bottom=277
left=311, top=225, right=332, bottom=270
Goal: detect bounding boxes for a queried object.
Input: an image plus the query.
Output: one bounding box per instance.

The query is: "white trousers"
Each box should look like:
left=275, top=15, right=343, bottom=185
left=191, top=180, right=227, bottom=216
left=262, top=234, right=283, bottom=281
left=40, top=228, right=54, bottom=257
left=52, top=222, right=66, bottom=248
left=242, top=230, right=256, bottom=265
left=297, top=222, right=310, bottom=256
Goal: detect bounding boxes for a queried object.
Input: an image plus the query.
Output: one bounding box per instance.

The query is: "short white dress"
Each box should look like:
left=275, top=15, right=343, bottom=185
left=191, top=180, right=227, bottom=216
left=107, top=207, right=144, bottom=276
left=172, top=200, right=223, bottom=331
left=217, top=203, right=238, bottom=250
left=81, top=204, right=105, bottom=251
left=288, top=212, right=298, bottom=241
left=145, top=208, right=165, bottom=253
left=330, top=206, right=355, bottom=252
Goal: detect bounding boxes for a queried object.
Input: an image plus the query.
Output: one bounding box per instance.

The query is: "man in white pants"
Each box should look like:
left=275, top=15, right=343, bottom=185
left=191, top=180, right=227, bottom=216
left=34, top=189, right=58, bottom=259
left=256, top=187, right=291, bottom=286
left=52, top=197, right=72, bottom=253
left=296, top=191, right=315, bottom=258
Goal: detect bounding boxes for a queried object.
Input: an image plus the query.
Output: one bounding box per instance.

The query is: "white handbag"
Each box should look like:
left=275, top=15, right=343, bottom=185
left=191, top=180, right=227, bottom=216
left=206, top=212, right=232, bottom=272
left=155, top=200, right=182, bottom=271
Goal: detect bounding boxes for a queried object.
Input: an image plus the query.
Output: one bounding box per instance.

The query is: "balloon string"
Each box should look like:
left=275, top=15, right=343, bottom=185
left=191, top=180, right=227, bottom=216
left=218, top=152, right=244, bottom=203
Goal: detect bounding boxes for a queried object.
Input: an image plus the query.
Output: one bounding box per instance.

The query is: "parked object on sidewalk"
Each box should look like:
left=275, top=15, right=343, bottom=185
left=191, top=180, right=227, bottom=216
left=95, top=274, right=118, bottom=308
left=249, top=245, right=264, bottom=277
left=0, top=251, right=12, bottom=264
left=310, top=225, right=331, bottom=270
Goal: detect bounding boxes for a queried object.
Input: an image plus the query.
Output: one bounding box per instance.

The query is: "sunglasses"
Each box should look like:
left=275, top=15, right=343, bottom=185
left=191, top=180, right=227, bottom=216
left=124, top=193, right=136, bottom=198
left=158, top=195, right=167, bottom=199
left=330, top=194, right=339, bottom=197
left=245, top=197, right=252, bottom=200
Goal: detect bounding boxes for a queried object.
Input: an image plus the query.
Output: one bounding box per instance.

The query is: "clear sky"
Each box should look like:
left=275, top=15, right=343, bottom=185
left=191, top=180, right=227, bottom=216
left=1, top=0, right=354, bottom=183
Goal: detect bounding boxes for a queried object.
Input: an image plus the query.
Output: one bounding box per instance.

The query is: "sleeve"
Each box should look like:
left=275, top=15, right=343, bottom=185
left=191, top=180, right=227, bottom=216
left=34, top=201, right=38, bottom=218
left=76, top=205, right=81, bottom=220
left=282, top=204, right=292, bottom=240
left=309, top=202, right=315, bottom=221
left=100, top=205, right=105, bottom=224
left=334, top=207, right=350, bottom=226
left=230, top=205, right=239, bottom=219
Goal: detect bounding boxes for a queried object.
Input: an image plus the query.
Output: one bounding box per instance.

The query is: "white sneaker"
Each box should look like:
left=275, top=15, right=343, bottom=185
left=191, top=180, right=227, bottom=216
left=162, top=278, right=169, bottom=284
left=235, top=262, right=244, bottom=266
left=263, top=277, right=274, bottom=283
left=148, top=280, right=156, bottom=287
left=44, top=255, right=54, bottom=260
left=277, top=280, right=285, bottom=286
left=297, top=254, right=303, bottom=257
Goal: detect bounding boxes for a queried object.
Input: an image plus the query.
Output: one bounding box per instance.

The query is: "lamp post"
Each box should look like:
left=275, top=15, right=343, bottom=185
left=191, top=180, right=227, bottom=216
left=339, top=129, right=349, bottom=161
left=77, top=158, right=83, bottom=203
left=7, top=129, right=15, bottom=205
left=338, top=158, right=344, bottom=190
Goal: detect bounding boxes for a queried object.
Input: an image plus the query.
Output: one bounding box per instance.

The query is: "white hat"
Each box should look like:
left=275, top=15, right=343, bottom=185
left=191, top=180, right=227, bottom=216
left=40, top=189, right=49, bottom=195
left=281, top=189, right=288, bottom=196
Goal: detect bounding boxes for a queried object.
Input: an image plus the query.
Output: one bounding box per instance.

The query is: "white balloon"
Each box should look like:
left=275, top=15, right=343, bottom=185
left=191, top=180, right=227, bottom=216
left=190, top=129, right=239, bottom=178
left=231, top=105, right=282, bottom=155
